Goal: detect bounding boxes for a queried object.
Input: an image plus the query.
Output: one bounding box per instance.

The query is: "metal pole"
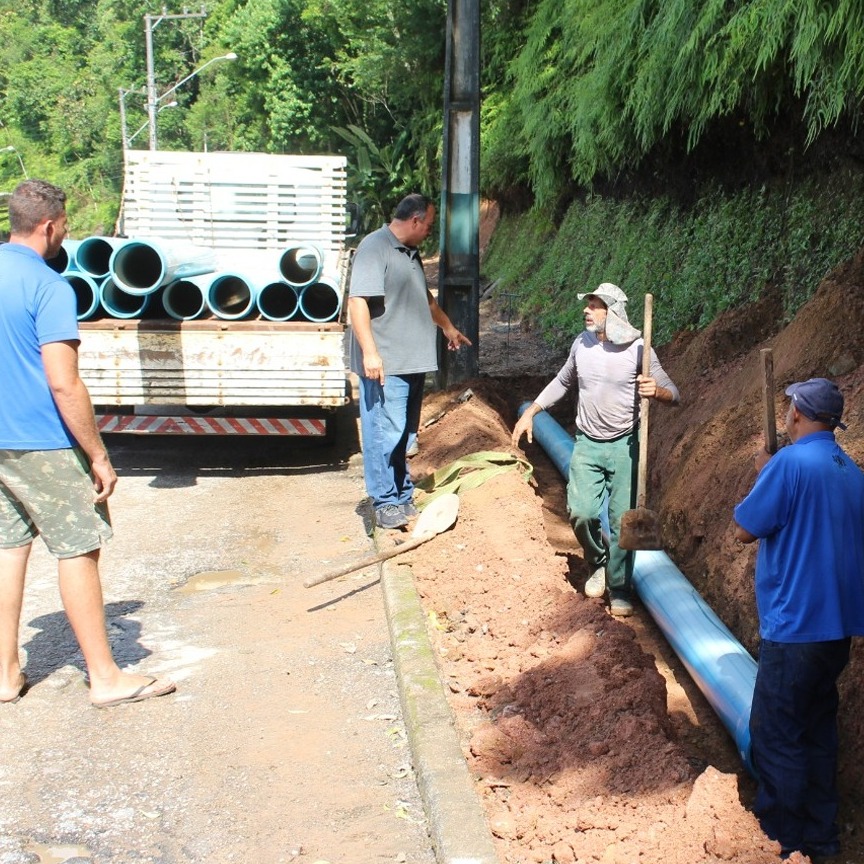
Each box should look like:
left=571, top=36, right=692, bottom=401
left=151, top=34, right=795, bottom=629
left=144, top=14, right=158, bottom=150
left=118, top=87, right=129, bottom=151
left=143, top=8, right=208, bottom=151
left=437, top=0, right=481, bottom=386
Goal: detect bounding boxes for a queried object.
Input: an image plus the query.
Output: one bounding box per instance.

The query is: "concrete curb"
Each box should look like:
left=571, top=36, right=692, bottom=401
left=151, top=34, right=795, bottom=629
left=381, top=560, right=499, bottom=864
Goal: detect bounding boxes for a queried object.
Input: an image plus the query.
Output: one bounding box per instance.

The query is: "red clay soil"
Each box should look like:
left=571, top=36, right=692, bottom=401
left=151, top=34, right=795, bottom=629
left=396, top=240, right=864, bottom=863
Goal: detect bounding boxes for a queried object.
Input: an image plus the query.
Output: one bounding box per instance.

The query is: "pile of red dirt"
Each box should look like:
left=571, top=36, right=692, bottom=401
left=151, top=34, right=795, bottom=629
left=401, top=248, right=864, bottom=862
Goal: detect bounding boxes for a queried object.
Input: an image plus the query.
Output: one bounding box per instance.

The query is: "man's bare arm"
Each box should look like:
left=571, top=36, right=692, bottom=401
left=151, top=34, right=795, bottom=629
left=41, top=340, right=116, bottom=501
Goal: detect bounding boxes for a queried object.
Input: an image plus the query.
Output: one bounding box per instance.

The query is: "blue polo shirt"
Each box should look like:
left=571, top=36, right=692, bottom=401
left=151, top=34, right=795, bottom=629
left=0, top=243, right=79, bottom=449
left=734, top=431, right=864, bottom=642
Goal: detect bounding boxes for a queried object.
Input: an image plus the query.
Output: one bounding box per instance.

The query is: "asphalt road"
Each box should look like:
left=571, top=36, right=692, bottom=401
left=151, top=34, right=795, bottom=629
left=0, top=421, right=437, bottom=864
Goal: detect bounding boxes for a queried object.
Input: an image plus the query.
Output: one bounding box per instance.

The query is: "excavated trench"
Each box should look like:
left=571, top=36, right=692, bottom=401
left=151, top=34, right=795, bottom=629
left=395, top=273, right=864, bottom=862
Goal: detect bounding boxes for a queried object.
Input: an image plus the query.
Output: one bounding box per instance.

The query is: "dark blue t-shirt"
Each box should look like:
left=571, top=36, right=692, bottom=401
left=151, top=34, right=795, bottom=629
left=734, top=431, right=864, bottom=642
left=0, top=243, right=78, bottom=449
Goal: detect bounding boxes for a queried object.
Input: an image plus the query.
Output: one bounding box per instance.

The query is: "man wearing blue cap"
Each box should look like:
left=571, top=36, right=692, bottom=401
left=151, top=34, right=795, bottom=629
left=734, top=377, right=864, bottom=860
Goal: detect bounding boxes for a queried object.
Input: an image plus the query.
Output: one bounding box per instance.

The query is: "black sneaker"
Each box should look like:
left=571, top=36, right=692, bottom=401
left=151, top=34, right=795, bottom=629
left=401, top=501, right=419, bottom=518
left=375, top=504, right=408, bottom=529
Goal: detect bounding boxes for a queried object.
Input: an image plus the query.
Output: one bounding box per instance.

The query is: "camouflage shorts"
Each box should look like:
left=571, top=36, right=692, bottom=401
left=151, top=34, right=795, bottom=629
left=0, top=448, right=113, bottom=559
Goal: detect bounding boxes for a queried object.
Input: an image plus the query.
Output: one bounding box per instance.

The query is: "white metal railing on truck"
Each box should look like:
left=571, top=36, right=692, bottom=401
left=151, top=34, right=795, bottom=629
left=119, top=150, right=348, bottom=251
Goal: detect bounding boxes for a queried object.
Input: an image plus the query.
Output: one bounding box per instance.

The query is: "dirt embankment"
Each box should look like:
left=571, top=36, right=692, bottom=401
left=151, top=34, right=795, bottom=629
left=651, top=251, right=864, bottom=807
left=404, top=239, right=864, bottom=863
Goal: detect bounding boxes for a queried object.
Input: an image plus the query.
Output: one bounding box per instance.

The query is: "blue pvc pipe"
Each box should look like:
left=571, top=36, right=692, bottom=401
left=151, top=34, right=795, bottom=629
left=109, top=238, right=217, bottom=296
left=100, top=277, right=150, bottom=319
left=256, top=280, right=299, bottom=322
left=279, top=243, right=323, bottom=288
left=518, top=403, right=757, bottom=775
left=65, top=272, right=102, bottom=321
left=163, top=277, right=207, bottom=321
left=76, top=236, right=125, bottom=279
left=298, top=275, right=342, bottom=323
left=202, top=272, right=257, bottom=320
left=47, top=239, right=81, bottom=275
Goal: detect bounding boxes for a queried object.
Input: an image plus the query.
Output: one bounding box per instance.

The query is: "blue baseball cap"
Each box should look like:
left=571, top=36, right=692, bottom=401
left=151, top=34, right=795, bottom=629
left=785, top=378, right=847, bottom=430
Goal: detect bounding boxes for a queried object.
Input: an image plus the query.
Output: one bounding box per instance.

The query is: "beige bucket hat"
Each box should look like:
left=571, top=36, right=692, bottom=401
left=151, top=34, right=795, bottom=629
left=577, top=282, right=641, bottom=345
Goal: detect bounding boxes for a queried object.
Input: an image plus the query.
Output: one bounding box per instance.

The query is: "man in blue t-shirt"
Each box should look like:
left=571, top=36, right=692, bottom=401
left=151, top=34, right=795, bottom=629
left=734, top=377, right=864, bottom=860
left=0, top=180, right=174, bottom=709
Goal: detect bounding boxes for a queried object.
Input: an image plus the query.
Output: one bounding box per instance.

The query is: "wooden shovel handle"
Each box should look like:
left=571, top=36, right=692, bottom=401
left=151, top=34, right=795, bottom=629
left=636, top=293, right=653, bottom=509
left=304, top=532, right=435, bottom=588
left=761, top=348, right=777, bottom=454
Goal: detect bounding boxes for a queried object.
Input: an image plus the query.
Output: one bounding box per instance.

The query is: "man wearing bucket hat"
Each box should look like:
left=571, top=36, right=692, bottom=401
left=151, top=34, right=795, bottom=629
left=511, top=283, right=679, bottom=616
left=734, top=377, right=864, bottom=860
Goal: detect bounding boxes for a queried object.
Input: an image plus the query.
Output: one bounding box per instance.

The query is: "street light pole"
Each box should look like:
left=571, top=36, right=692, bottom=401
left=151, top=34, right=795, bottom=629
left=143, top=7, right=207, bottom=150
left=144, top=16, right=159, bottom=151
left=118, top=86, right=144, bottom=151
left=156, top=53, right=237, bottom=108
left=127, top=102, right=178, bottom=148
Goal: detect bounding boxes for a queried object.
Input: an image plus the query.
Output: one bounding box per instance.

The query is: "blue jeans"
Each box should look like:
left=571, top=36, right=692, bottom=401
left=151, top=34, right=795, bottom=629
left=750, top=638, right=851, bottom=857
left=358, top=373, right=425, bottom=510
left=566, top=430, right=638, bottom=594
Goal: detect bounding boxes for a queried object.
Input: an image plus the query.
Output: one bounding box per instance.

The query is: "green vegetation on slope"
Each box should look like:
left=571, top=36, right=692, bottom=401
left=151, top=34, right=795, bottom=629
left=483, top=169, right=864, bottom=347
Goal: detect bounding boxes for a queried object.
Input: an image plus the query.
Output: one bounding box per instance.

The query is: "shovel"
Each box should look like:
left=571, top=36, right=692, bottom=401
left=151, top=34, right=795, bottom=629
left=303, top=493, right=460, bottom=588
left=619, top=293, right=662, bottom=551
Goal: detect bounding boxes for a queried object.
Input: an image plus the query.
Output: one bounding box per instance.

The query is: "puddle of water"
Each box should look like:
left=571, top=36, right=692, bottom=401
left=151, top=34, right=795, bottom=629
left=26, top=842, right=92, bottom=863
left=176, top=569, right=262, bottom=593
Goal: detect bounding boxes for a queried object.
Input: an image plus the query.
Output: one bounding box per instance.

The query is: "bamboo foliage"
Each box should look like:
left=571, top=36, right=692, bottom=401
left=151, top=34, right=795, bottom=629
left=498, top=0, right=864, bottom=203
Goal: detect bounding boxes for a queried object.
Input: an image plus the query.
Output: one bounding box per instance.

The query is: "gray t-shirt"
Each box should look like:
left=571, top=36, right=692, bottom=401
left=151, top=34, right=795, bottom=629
left=348, top=225, right=437, bottom=376
left=535, top=331, right=679, bottom=440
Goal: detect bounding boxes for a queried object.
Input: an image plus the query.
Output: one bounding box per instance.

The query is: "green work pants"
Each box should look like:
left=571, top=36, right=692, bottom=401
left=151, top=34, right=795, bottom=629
left=566, top=430, right=638, bottom=595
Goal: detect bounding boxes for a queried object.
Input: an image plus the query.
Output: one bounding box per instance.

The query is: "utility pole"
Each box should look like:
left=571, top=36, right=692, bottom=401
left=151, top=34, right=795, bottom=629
left=145, top=7, right=207, bottom=150
left=437, top=0, right=480, bottom=386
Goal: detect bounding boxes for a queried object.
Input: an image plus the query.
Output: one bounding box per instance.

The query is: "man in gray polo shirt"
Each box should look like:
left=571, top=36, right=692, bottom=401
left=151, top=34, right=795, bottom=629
left=348, top=194, right=471, bottom=530
left=511, top=284, right=679, bottom=616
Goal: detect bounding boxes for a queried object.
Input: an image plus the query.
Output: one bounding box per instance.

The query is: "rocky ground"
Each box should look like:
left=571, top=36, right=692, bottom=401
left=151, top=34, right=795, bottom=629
left=392, top=230, right=864, bottom=863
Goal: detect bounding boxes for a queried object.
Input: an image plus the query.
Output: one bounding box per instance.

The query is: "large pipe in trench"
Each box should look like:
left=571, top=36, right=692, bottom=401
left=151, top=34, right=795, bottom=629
left=518, top=403, right=757, bottom=775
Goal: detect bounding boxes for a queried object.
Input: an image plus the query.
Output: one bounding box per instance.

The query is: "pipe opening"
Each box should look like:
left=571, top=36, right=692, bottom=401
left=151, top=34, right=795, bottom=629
left=76, top=237, right=115, bottom=278
left=46, top=245, right=70, bottom=274
left=298, top=279, right=340, bottom=323
left=257, top=281, right=299, bottom=322
left=110, top=242, right=165, bottom=293
left=66, top=273, right=101, bottom=321
left=100, top=278, right=150, bottom=318
left=207, top=275, right=255, bottom=319
left=163, top=279, right=207, bottom=320
left=279, top=245, right=323, bottom=287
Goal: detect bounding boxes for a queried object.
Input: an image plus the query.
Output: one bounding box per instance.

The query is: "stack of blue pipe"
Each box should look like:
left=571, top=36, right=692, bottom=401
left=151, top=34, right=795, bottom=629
left=52, top=236, right=344, bottom=324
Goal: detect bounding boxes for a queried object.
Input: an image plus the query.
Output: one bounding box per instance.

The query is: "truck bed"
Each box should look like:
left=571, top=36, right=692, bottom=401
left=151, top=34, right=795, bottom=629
left=79, top=319, right=349, bottom=409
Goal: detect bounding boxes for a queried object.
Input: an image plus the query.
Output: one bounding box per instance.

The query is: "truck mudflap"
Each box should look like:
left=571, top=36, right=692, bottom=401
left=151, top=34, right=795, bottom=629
left=96, top=413, right=327, bottom=435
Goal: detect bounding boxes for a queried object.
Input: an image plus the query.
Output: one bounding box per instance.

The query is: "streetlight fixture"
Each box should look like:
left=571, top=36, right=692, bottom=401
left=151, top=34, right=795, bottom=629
left=127, top=101, right=178, bottom=148
left=145, top=51, right=237, bottom=151
left=0, top=146, right=28, bottom=179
